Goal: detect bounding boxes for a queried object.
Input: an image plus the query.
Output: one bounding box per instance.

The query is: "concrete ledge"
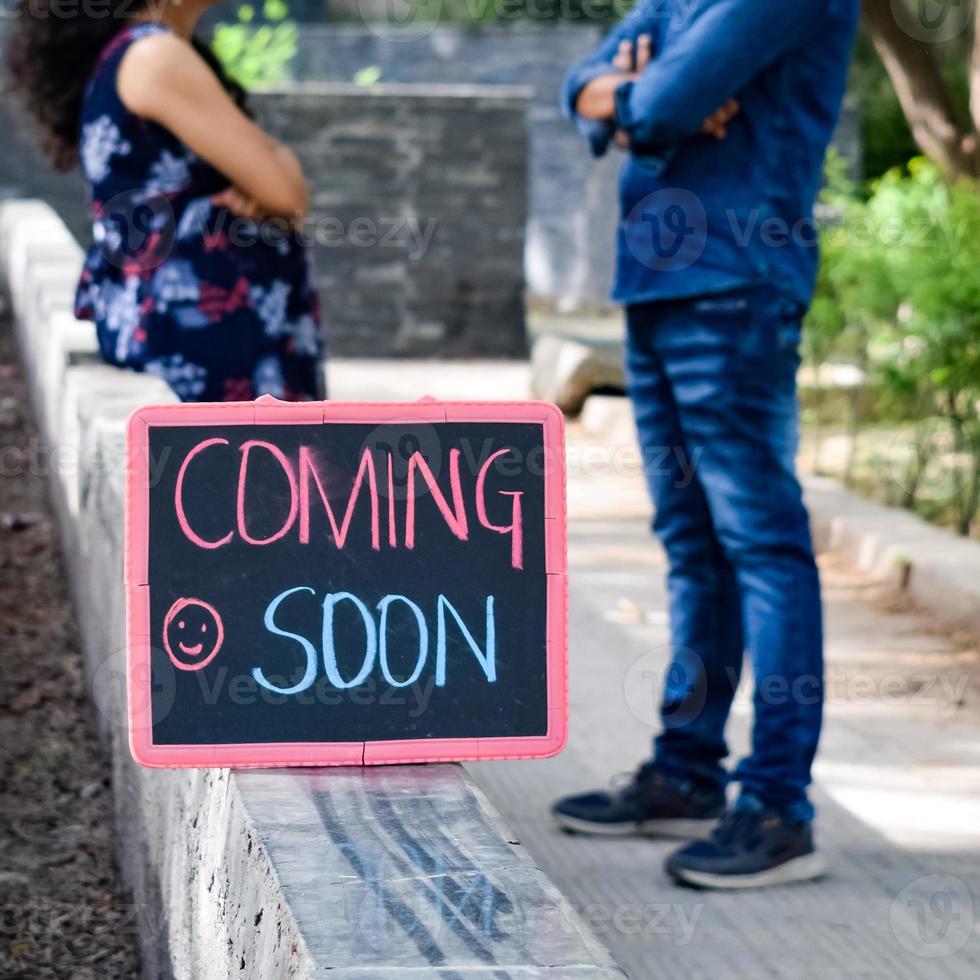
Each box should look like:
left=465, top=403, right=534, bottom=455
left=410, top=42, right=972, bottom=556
left=326, top=358, right=531, bottom=402
left=0, top=199, right=623, bottom=979
left=530, top=334, right=625, bottom=415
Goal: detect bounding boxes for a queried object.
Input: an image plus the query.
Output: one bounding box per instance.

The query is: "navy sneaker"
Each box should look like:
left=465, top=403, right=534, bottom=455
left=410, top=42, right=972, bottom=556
left=665, top=794, right=826, bottom=889
left=552, top=765, right=726, bottom=839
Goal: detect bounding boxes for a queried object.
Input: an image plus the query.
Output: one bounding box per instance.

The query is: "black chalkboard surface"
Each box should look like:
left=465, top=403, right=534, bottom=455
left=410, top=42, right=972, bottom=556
left=125, top=398, right=567, bottom=767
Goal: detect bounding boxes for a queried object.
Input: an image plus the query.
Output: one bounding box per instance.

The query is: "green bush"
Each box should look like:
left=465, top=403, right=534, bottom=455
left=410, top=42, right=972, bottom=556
left=212, top=0, right=298, bottom=89
left=806, top=158, right=980, bottom=535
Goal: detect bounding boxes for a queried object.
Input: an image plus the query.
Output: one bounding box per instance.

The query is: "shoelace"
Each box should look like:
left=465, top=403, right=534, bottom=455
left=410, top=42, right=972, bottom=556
left=609, top=762, right=661, bottom=800
left=713, top=806, right=768, bottom=847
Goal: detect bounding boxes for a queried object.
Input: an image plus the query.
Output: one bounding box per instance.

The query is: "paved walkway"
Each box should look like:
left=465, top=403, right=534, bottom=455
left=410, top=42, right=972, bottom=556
left=468, top=424, right=980, bottom=980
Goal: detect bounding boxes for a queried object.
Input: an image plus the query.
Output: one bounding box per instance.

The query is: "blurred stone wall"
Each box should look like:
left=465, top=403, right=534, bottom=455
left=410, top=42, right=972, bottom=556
left=285, top=25, right=622, bottom=312
left=252, top=83, right=530, bottom=358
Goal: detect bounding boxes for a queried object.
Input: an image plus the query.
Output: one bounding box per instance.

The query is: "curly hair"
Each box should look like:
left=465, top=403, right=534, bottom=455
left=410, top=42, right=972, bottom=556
left=5, top=0, right=248, bottom=171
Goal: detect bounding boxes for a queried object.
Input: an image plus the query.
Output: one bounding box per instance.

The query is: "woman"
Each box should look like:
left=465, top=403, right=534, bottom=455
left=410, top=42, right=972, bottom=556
left=6, top=0, right=323, bottom=402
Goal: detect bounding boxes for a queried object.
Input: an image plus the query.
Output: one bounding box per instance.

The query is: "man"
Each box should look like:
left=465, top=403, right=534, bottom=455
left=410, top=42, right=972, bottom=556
left=553, top=0, right=860, bottom=889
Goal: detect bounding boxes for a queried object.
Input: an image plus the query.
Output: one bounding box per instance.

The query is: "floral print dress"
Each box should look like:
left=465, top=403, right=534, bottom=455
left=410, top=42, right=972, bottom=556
left=74, top=24, right=323, bottom=402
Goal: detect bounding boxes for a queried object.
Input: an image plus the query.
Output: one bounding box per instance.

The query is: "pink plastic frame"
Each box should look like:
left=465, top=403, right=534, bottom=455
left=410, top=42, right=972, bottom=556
left=125, top=395, right=568, bottom=768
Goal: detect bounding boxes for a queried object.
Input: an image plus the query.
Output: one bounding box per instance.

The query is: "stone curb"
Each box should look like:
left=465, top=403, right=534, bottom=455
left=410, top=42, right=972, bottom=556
left=0, top=199, right=625, bottom=980
left=804, top=475, right=980, bottom=640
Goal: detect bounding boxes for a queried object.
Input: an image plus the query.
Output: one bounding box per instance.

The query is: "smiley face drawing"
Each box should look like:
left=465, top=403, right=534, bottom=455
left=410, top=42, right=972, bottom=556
left=162, top=598, right=224, bottom=671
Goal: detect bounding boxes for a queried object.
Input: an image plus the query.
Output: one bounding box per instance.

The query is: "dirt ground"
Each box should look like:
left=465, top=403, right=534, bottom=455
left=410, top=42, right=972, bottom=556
left=0, top=311, right=139, bottom=980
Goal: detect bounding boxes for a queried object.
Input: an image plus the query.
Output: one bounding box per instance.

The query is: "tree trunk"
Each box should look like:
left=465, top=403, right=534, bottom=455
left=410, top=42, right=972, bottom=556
left=971, top=0, right=980, bottom=148
left=863, top=0, right=978, bottom=179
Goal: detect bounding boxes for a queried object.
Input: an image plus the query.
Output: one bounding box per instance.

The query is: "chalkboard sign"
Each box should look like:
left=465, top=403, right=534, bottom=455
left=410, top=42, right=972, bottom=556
left=125, top=397, right=567, bottom=768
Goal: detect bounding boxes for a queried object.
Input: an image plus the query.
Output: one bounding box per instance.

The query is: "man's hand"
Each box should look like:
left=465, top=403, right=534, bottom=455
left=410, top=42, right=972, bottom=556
left=576, top=33, right=652, bottom=120
left=699, top=99, right=740, bottom=140
left=613, top=33, right=653, bottom=74
left=577, top=36, right=740, bottom=146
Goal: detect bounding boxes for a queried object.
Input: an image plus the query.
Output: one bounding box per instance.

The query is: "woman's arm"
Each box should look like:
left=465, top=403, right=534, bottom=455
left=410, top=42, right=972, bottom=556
left=117, top=32, right=308, bottom=219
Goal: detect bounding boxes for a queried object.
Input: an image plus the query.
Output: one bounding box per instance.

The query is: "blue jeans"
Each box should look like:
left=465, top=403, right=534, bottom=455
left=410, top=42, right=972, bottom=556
left=626, top=286, right=823, bottom=822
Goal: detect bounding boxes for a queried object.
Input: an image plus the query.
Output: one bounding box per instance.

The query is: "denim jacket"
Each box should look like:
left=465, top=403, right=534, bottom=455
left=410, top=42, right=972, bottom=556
left=562, top=0, right=860, bottom=307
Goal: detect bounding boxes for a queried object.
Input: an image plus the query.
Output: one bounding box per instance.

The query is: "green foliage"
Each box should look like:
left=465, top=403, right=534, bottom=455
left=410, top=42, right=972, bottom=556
left=353, top=66, right=383, bottom=87
left=212, top=0, right=298, bottom=89
left=807, top=157, right=980, bottom=534
left=811, top=151, right=901, bottom=346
